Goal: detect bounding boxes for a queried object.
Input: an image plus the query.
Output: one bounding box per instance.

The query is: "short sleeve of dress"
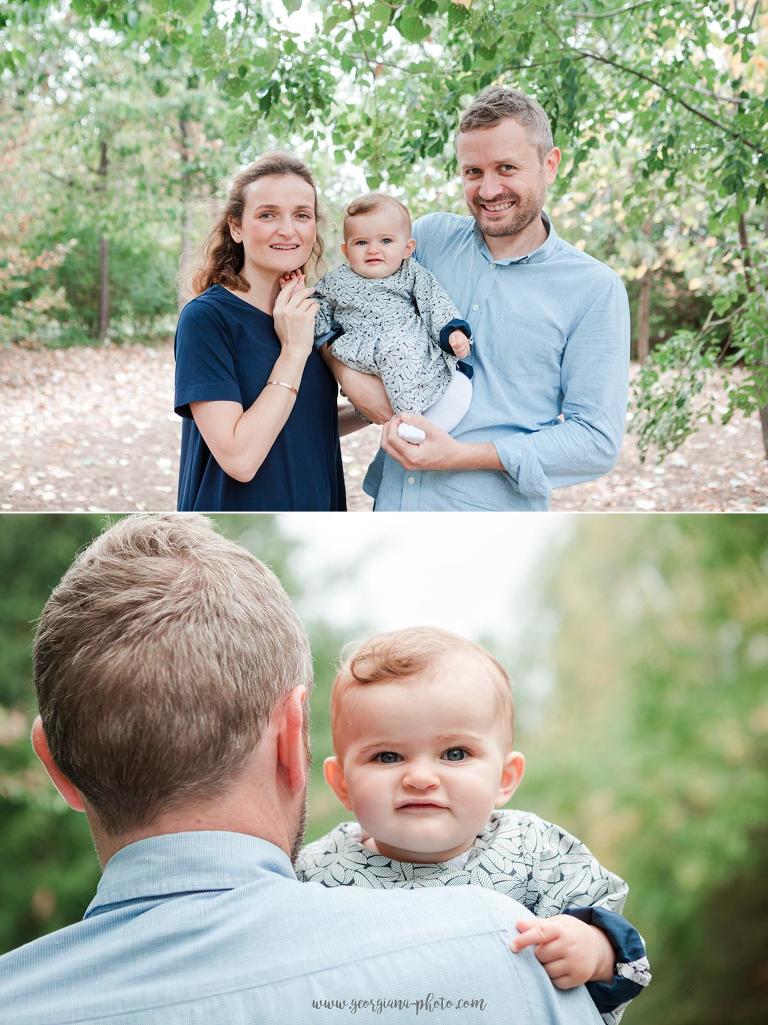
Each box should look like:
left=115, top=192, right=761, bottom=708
left=174, top=296, right=243, bottom=419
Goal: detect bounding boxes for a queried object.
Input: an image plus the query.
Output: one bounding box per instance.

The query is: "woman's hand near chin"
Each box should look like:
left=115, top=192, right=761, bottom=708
left=273, top=271, right=319, bottom=363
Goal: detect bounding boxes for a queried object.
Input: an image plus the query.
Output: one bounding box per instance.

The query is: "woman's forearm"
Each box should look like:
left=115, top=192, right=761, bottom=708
left=192, top=350, right=309, bottom=482
left=231, top=351, right=308, bottom=478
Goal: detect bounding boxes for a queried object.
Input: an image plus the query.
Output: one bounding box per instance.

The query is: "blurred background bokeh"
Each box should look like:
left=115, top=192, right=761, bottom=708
left=0, top=513, right=766, bottom=1024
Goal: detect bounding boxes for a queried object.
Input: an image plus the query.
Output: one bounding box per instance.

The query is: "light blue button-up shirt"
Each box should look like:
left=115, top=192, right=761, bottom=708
left=367, top=213, right=630, bottom=511
left=0, top=831, right=603, bottom=1025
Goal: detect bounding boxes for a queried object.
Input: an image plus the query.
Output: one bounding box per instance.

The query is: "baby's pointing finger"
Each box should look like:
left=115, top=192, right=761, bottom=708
left=510, top=920, right=552, bottom=952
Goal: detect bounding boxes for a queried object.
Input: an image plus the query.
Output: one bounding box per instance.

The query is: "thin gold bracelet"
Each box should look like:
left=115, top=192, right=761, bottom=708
left=266, top=379, right=298, bottom=396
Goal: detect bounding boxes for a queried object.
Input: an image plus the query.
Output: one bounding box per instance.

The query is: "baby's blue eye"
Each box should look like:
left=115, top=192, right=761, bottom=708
left=443, top=747, right=468, bottom=761
left=374, top=751, right=402, bottom=764
left=381, top=238, right=392, bottom=245
left=354, top=240, right=367, bottom=246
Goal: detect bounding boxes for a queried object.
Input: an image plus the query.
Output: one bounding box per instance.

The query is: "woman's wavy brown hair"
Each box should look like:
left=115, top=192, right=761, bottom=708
left=192, top=152, right=325, bottom=295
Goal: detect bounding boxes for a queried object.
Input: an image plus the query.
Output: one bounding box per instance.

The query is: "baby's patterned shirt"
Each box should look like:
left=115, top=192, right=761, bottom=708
left=296, top=808, right=651, bottom=1024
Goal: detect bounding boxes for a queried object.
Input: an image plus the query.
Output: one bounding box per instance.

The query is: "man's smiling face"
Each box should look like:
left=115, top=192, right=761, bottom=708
left=457, top=118, right=559, bottom=241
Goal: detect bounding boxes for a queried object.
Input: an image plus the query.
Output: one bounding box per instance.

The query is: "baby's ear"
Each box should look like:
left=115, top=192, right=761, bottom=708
left=405, top=238, right=416, bottom=258
left=324, top=756, right=353, bottom=811
left=495, top=751, right=525, bottom=808
left=340, top=242, right=348, bottom=259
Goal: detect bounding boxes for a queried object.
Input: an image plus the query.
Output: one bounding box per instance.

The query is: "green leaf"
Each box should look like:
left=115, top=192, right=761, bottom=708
left=283, top=0, right=302, bottom=14
left=370, top=3, right=391, bottom=24
left=396, top=14, right=431, bottom=43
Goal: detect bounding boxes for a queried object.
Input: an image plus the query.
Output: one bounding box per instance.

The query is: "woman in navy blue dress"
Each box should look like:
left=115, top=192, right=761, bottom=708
left=175, top=153, right=366, bottom=511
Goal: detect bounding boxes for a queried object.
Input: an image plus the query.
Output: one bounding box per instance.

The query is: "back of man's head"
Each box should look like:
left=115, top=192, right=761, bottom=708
left=33, top=514, right=312, bottom=836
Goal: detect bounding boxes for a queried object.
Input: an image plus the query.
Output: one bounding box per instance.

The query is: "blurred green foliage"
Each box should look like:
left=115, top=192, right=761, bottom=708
left=0, top=513, right=766, bottom=1023
left=517, top=514, right=768, bottom=1024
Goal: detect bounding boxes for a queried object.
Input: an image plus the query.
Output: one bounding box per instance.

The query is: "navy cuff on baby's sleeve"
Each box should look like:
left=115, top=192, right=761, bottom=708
left=314, top=324, right=345, bottom=350
left=438, top=319, right=472, bottom=353
left=564, top=906, right=647, bottom=1014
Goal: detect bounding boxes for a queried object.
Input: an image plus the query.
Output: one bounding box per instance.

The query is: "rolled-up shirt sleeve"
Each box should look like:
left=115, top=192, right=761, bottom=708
left=493, top=274, right=630, bottom=499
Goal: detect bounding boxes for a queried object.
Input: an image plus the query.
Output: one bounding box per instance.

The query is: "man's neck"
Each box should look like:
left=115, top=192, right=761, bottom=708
left=482, top=213, right=548, bottom=261
left=89, top=784, right=296, bottom=869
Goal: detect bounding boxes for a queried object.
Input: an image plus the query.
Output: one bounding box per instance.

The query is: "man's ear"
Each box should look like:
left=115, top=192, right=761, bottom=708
left=275, top=686, right=308, bottom=796
left=31, top=716, right=86, bottom=813
left=495, top=750, right=525, bottom=808
left=544, top=146, right=561, bottom=185
left=324, top=756, right=353, bottom=811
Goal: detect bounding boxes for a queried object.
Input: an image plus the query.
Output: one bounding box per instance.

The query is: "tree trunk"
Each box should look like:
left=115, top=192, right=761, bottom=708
left=635, top=217, right=652, bottom=362
left=97, top=140, right=109, bottom=342
left=98, top=235, right=109, bottom=341
left=636, top=272, right=651, bottom=362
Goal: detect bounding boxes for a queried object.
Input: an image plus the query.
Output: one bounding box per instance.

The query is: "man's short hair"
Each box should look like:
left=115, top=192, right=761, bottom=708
left=331, top=626, right=514, bottom=752
left=458, top=86, right=554, bottom=161
left=344, top=193, right=412, bottom=238
left=33, top=514, right=313, bottom=836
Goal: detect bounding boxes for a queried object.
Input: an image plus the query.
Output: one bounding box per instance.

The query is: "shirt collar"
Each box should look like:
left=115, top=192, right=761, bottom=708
left=473, top=211, right=557, bottom=266
left=85, top=831, right=295, bottom=918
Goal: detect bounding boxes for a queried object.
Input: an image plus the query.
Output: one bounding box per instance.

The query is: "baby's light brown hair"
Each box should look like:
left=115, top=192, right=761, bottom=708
left=330, top=626, right=515, bottom=755
left=343, top=193, right=413, bottom=240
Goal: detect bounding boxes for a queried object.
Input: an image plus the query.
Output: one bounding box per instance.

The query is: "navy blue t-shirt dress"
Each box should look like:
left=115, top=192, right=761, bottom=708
left=175, top=285, right=346, bottom=511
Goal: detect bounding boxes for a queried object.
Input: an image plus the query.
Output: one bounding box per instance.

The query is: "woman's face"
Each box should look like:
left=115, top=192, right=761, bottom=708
left=229, top=174, right=317, bottom=280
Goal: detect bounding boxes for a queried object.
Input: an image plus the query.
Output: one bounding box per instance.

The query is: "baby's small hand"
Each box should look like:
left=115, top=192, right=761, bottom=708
left=279, top=270, right=304, bottom=290
left=448, top=329, right=471, bottom=359
left=510, top=915, right=615, bottom=989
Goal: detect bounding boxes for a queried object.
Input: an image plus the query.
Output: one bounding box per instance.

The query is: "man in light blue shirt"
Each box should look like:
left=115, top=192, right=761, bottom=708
left=0, top=515, right=602, bottom=1025
left=335, top=86, right=630, bottom=511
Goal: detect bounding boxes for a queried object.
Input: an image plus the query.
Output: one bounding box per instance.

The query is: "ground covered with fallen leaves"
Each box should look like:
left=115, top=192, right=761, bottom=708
left=1, top=342, right=766, bottom=512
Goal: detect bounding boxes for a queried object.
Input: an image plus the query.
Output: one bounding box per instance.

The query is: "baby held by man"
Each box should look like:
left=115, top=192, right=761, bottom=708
left=296, top=628, right=651, bottom=1025
left=282, top=192, right=474, bottom=444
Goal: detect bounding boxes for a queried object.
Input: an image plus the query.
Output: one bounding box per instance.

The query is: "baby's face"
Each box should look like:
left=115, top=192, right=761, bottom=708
left=342, top=209, right=415, bottom=279
left=326, top=655, right=523, bottom=863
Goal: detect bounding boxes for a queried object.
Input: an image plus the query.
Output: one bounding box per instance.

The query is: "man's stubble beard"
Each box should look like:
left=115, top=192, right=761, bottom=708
left=289, top=735, right=311, bottom=865
left=470, top=179, right=547, bottom=240
left=478, top=202, right=539, bottom=238
left=290, top=788, right=308, bottom=865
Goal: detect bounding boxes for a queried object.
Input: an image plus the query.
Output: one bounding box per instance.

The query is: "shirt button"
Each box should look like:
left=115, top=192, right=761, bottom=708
left=407, top=476, right=416, bottom=485
left=490, top=263, right=496, bottom=269
left=471, top=303, right=479, bottom=311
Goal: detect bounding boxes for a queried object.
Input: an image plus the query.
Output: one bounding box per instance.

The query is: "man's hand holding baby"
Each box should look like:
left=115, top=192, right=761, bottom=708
left=511, top=915, right=615, bottom=989
left=381, top=413, right=503, bottom=473
left=448, top=329, right=471, bottom=359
